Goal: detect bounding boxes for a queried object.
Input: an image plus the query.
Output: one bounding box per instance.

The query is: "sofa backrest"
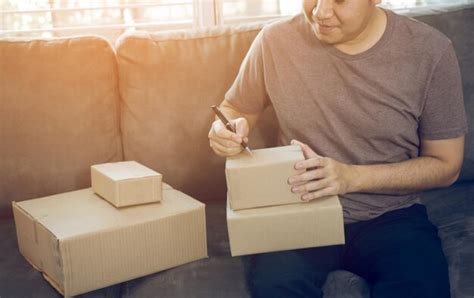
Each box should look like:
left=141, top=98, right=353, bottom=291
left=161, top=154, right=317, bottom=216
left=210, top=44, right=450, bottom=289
left=0, top=36, right=123, bottom=218
left=115, top=25, right=279, bottom=201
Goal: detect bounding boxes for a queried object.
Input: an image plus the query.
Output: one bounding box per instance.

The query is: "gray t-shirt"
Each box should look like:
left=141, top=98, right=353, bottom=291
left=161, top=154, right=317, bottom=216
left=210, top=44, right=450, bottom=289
left=225, top=10, right=468, bottom=223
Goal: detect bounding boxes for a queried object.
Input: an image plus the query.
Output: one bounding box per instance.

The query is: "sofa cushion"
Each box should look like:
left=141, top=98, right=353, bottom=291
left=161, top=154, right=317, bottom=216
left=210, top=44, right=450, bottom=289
left=0, top=36, right=123, bottom=218
left=116, top=25, right=278, bottom=201
left=322, top=270, right=370, bottom=298
left=421, top=183, right=474, bottom=298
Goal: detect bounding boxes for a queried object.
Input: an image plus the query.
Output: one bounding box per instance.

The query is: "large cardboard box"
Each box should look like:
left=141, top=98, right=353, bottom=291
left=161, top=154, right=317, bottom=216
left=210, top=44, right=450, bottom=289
left=226, top=145, right=305, bottom=210
left=227, top=195, right=344, bottom=256
left=91, top=161, right=162, bottom=207
left=12, top=187, right=207, bottom=296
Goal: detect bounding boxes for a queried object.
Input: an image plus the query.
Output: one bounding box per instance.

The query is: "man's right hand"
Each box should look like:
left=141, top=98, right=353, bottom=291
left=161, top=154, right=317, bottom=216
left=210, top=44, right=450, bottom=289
left=208, top=117, right=249, bottom=157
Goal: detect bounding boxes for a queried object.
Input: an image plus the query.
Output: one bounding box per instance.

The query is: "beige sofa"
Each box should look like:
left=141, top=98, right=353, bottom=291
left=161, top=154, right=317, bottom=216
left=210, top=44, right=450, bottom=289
left=1, top=6, right=474, bottom=297
left=0, top=23, right=278, bottom=219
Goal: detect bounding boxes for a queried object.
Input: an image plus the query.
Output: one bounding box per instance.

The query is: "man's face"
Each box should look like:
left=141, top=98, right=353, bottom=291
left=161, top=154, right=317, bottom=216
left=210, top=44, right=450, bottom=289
left=303, top=0, right=380, bottom=45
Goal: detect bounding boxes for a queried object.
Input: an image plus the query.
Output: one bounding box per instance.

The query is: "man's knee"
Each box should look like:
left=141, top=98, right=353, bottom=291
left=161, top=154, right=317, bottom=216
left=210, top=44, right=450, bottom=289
left=244, top=251, right=327, bottom=298
left=244, top=248, right=341, bottom=297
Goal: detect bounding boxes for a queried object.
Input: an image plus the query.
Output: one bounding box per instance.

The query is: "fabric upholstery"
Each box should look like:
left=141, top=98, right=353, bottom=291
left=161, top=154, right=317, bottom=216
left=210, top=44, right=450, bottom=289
left=116, top=25, right=278, bottom=200
left=322, top=270, right=370, bottom=298
left=421, top=183, right=474, bottom=298
left=0, top=36, right=123, bottom=218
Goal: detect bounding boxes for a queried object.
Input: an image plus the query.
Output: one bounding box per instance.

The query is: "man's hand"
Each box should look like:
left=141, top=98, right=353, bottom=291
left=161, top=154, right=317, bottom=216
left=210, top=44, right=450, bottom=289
left=208, top=117, right=250, bottom=157
left=288, top=139, right=355, bottom=201
left=288, top=136, right=465, bottom=200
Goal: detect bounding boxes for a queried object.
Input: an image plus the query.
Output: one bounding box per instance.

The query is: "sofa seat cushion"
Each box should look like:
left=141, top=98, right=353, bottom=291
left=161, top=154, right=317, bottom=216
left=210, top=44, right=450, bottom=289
left=421, top=183, right=474, bottom=298
left=0, top=36, right=123, bottom=218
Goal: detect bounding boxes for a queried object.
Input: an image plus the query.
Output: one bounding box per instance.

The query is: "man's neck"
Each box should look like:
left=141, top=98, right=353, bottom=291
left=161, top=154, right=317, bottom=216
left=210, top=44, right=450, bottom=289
left=335, top=8, right=388, bottom=56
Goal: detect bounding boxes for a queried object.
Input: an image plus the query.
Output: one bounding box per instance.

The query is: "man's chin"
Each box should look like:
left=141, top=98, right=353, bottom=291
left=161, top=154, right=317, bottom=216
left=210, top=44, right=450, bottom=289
left=318, top=38, right=336, bottom=45
left=311, top=26, right=340, bottom=44
left=314, top=32, right=339, bottom=45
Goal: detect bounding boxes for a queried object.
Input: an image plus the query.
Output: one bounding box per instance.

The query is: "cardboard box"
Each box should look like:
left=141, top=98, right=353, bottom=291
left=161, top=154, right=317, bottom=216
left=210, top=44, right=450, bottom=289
left=227, top=195, right=344, bottom=256
left=12, top=187, right=207, bottom=296
left=226, top=145, right=305, bottom=210
left=91, top=161, right=162, bottom=207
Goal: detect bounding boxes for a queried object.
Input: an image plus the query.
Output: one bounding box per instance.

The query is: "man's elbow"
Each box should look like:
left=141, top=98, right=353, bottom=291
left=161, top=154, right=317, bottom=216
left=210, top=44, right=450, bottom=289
left=434, top=154, right=463, bottom=188
left=442, top=169, right=461, bottom=187
left=449, top=171, right=461, bottom=186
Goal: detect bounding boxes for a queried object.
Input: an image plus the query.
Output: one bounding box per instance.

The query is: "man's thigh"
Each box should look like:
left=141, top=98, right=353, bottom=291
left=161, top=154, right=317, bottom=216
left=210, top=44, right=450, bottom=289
left=243, top=245, right=343, bottom=298
left=344, top=204, right=450, bottom=298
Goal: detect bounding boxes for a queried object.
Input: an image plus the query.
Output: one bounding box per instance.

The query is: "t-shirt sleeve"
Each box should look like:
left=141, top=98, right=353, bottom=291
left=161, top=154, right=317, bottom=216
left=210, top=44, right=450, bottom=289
left=419, top=42, right=468, bottom=140
left=224, top=29, right=270, bottom=115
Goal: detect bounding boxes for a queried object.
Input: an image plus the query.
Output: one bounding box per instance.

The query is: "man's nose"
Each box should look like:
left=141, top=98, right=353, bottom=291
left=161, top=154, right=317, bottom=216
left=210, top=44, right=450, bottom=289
left=313, top=0, right=334, bottom=20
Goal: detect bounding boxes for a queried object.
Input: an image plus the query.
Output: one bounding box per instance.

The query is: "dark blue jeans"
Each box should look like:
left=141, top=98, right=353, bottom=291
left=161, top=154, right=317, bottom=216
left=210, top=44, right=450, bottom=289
left=243, top=204, right=450, bottom=298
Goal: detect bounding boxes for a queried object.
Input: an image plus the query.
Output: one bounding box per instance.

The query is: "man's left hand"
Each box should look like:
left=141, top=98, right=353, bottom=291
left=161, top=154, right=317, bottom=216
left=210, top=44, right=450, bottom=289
left=288, top=139, right=356, bottom=201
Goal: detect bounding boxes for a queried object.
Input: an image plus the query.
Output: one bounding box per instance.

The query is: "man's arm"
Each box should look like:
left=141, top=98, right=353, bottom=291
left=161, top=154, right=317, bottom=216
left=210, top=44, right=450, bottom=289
left=208, top=100, right=260, bottom=157
left=289, top=136, right=465, bottom=201
left=218, top=100, right=260, bottom=129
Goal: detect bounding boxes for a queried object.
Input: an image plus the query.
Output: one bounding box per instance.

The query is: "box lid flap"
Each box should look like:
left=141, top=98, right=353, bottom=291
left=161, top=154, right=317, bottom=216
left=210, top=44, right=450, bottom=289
left=226, top=145, right=304, bottom=169
left=15, top=187, right=204, bottom=239
left=91, top=161, right=161, bottom=181
left=227, top=195, right=341, bottom=219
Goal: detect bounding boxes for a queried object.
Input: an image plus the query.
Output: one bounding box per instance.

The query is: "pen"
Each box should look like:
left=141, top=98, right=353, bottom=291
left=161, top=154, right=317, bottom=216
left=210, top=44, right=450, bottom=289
left=211, top=105, right=253, bottom=155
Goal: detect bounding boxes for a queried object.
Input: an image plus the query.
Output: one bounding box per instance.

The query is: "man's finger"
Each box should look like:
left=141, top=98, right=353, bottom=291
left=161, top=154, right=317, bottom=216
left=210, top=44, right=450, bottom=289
left=234, top=117, right=249, bottom=138
left=294, top=157, right=327, bottom=171
left=212, top=121, right=243, bottom=143
left=288, top=168, right=326, bottom=185
left=209, top=132, right=243, bottom=149
left=301, top=186, right=334, bottom=201
left=291, top=178, right=328, bottom=194
left=210, top=139, right=243, bottom=156
left=291, top=139, right=319, bottom=159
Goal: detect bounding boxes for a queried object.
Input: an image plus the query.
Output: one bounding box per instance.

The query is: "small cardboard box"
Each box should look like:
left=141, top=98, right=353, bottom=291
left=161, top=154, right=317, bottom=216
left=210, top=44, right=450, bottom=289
left=226, top=145, right=305, bottom=210
left=12, top=187, right=207, bottom=297
left=91, top=161, right=162, bottom=207
left=227, top=195, right=344, bottom=256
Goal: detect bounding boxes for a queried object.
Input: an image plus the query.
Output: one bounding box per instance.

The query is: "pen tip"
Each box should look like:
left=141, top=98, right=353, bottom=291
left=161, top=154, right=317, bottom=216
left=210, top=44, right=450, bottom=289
left=245, top=147, right=253, bottom=156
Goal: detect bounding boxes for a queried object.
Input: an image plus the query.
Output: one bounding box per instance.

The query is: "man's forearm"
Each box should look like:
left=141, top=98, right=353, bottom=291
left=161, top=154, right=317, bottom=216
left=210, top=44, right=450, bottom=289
left=348, top=156, right=461, bottom=195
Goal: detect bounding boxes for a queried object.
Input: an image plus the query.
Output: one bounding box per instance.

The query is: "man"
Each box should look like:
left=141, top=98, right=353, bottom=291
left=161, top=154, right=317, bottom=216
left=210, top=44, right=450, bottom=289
left=208, top=0, right=467, bottom=297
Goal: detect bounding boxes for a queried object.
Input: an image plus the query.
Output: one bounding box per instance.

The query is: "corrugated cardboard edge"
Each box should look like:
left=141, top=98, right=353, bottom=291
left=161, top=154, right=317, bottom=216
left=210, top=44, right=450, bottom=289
left=12, top=202, right=41, bottom=270
left=151, top=175, right=163, bottom=203
left=115, top=175, right=163, bottom=207
left=91, top=166, right=119, bottom=207
left=43, top=272, right=66, bottom=297
left=224, top=164, right=231, bottom=206
left=59, top=204, right=208, bottom=296
left=225, top=145, right=304, bottom=169
left=12, top=202, right=67, bottom=295
left=225, top=147, right=305, bottom=211
left=227, top=198, right=345, bottom=256
left=93, top=163, right=163, bottom=207
left=13, top=192, right=208, bottom=297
